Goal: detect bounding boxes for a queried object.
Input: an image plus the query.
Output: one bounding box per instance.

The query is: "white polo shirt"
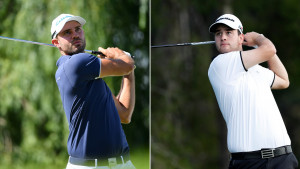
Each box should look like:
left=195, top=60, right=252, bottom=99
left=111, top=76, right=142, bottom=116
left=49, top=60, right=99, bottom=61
left=208, top=51, right=291, bottom=153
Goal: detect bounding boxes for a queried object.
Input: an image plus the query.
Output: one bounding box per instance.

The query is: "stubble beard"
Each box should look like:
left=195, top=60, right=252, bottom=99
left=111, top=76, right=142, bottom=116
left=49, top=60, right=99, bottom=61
left=64, top=38, right=86, bottom=55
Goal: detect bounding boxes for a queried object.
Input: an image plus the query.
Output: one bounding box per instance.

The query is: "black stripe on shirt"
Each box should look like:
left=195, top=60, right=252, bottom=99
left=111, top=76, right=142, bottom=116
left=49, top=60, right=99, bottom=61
left=271, top=72, right=275, bottom=88
left=239, top=51, right=248, bottom=72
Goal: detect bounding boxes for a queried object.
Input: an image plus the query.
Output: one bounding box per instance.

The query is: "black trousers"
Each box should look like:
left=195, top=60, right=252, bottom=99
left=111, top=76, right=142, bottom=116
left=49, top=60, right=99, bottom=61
left=229, top=153, right=298, bottom=169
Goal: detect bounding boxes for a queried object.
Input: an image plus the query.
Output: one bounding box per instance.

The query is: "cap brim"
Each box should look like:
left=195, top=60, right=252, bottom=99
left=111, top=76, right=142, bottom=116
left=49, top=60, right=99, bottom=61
left=209, top=23, right=222, bottom=33
left=209, top=21, right=238, bottom=33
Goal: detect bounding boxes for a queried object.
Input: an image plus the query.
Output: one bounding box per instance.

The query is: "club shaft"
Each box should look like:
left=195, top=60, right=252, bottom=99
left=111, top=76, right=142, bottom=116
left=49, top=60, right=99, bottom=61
left=0, top=35, right=104, bottom=56
left=151, top=41, right=215, bottom=48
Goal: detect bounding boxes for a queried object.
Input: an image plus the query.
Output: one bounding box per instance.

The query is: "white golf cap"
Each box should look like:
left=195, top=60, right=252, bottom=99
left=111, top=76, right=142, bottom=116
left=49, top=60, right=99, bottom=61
left=209, top=14, right=243, bottom=34
left=51, top=14, right=86, bottom=39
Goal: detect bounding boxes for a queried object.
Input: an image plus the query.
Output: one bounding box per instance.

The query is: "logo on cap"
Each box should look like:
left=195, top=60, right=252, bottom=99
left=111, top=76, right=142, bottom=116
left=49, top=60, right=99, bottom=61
left=56, top=15, right=72, bottom=26
left=238, top=25, right=243, bottom=33
left=216, top=17, right=235, bottom=23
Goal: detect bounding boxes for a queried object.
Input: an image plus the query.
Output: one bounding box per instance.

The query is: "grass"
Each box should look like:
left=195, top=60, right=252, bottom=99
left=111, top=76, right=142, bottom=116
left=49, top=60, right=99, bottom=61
left=0, top=147, right=149, bottom=169
left=130, top=146, right=150, bottom=169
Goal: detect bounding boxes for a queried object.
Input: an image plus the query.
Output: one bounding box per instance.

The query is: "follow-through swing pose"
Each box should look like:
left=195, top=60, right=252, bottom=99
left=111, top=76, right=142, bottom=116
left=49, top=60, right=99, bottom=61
left=208, top=14, right=298, bottom=169
left=51, top=14, right=136, bottom=169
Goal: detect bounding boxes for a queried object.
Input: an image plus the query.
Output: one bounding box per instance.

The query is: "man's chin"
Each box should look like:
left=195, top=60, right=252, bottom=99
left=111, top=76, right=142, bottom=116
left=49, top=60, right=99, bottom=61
left=219, top=48, right=232, bottom=54
left=66, top=49, right=84, bottom=55
left=71, top=46, right=85, bottom=55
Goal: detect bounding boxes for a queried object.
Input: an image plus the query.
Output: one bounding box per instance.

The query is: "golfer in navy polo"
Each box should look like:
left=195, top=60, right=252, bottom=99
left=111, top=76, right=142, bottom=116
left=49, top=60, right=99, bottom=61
left=51, top=14, right=136, bottom=169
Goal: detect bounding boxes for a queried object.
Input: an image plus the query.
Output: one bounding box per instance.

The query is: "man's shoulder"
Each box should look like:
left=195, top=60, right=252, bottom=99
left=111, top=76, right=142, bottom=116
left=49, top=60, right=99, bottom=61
left=216, top=51, right=240, bottom=59
left=67, top=53, right=98, bottom=66
left=208, top=50, right=245, bottom=78
left=56, top=53, right=100, bottom=78
left=210, top=51, right=240, bottom=66
left=56, top=55, right=70, bottom=67
left=70, top=53, right=94, bottom=61
left=56, top=53, right=91, bottom=66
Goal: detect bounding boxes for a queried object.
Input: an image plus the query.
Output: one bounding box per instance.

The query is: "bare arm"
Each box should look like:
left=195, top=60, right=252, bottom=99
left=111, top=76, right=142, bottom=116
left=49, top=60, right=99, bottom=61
left=268, top=54, right=289, bottom=89
left=112, top=71, right=135, bottom=124
left=242, top=32, right=289, bottom=89
left=97, top=47, right=135, bottom=78
left=241, top=32, right=276, bottom=70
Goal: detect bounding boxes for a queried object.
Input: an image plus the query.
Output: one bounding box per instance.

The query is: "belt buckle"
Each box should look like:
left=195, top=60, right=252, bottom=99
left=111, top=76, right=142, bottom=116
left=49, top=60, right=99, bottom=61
left=108, top=157, right=117, bottom=167
left=261, top=148, right=275, bottom=159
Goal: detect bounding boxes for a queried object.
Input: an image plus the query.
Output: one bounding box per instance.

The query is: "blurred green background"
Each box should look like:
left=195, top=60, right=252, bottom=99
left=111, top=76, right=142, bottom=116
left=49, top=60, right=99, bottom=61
left=151, top=0, right=300, bottom=168
left=0, top=0, right=149, bottom=168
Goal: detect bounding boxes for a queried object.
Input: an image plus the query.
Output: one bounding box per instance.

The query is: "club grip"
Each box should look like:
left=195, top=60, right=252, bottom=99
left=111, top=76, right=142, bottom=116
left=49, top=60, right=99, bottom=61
left=91, top=50, right=105, bottom=56
left=91, top=50, right=134, bottom=58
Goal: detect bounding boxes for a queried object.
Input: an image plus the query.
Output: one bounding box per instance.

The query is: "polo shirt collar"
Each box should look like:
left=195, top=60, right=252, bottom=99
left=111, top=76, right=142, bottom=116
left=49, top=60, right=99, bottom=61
left=56, top=55, right=71, bottom=67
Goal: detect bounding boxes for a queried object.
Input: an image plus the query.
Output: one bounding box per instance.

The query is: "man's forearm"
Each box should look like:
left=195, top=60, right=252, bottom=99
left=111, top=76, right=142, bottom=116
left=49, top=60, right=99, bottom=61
left=117, top=71, right=135, bottom=123
left=98, top=47, right=135, bottom=78
left=268, top=54, right=288, bottom=80
left=268, top=54, right=289, bottom=89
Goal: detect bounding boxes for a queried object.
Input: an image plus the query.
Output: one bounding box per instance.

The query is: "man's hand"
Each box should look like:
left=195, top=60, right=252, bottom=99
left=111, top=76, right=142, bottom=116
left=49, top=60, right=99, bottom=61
left=241, top=32, right=276, bottom=70
left=242, top=32, right=264, bottom=47
left=97, top=47, right=135, bottom=78
left=97, top=47, right=131, bottom=60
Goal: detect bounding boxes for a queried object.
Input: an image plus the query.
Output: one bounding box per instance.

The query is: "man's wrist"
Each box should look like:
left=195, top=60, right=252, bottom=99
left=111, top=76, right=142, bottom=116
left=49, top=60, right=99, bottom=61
left=255, top=34, right=266, bottom=46
left=124, top=69, right=135, bottom=78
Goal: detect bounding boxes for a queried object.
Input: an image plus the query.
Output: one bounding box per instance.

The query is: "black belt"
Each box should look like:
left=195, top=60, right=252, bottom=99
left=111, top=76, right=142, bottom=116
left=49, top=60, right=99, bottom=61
left=231, top=145, right=292, bottom=160
left=69, top=154, right=130, bottom=167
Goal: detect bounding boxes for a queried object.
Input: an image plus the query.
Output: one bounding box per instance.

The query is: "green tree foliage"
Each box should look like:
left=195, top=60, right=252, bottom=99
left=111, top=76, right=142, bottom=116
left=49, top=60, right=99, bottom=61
left=0, top=0, right=149, bottom=166
left=152, top=0, right=300, bottom=168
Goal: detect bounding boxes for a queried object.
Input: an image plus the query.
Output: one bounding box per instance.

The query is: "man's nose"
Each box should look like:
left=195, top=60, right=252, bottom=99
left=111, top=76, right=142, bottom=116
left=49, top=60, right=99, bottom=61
left=72, top=31, right=80, bottom=39
left=221, top=33, right=227, bottom=41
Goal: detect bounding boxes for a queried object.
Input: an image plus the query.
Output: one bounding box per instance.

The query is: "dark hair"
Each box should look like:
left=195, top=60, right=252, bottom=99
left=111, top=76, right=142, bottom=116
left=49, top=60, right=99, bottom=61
left=211, top=23, right=241, bottom=35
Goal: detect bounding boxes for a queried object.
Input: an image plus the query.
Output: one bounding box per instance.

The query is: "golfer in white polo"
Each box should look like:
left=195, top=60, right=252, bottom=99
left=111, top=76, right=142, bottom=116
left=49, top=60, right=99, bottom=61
left=208, top=14, right=298, bottom=169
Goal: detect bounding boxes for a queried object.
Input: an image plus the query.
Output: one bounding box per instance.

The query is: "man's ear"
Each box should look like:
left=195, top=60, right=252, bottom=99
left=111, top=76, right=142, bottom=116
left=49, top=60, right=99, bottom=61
left=51, top=38, right=59, bottom=47
left=239, top=33, right=244, bottom=45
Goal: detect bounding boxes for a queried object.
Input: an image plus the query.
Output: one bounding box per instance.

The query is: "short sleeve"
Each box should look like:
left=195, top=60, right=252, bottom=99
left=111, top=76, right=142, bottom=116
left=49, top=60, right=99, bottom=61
left=64, top=53, right=100, bottom=87
left=253, top=65, right=275, bottom=87
left=98, top=58, right=101, bottom=77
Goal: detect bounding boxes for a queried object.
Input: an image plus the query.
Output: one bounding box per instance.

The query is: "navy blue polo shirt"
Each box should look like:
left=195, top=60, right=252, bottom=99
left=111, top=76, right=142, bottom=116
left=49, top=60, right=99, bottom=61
left=55, top=53, right=129, bottom=159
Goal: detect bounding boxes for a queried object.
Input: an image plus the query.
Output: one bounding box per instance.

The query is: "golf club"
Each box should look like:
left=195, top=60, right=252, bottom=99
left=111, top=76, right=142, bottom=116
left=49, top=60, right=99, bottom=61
left=151, top=41, right=215, bottom=48
left=0, top=35, right=134, bottom=58
left=151, top=40, right=258, bottom=49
